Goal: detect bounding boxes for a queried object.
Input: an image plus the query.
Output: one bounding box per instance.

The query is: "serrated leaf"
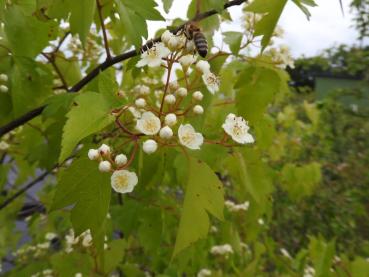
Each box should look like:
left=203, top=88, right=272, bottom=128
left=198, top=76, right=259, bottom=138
left=223, top=31, right=243, bottom=54
left=245, top=0, right=288, bottom=50
left=4, top=6, right=57, bottom=57
left=42, top=94, right=75, bottom=119
left=98, top=68, right=119, bottom=105
left=122, top=0, right=164, bottom=21
left=54, top=55, right=82, bottom=85
left=59, top=91, right=114, bottom=162
left=173, top=158, right=224, bottom=258
left=235, top=66, right=281, bottom=124
left=51, top=157, right=111, bottom=253
left=68, top=0, right=96, bottom=46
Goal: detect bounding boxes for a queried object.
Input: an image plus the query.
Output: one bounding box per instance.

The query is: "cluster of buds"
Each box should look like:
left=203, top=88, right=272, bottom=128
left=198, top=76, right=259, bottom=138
left=64, top=229, right=108, bottom=253
left=225, top=199, right=250, bottom=212
left=0, top=73, right=8, bottom=93
left=266, top=45, right=295, bottom=69
left=210, top=244, right=234, bottom=257
left=88, top=144, right=138, bottom=194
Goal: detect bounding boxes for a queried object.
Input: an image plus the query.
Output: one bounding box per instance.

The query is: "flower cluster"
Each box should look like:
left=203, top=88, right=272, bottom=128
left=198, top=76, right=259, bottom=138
left=266, top=45, right=295, bottom=69
left=88, top=144, right=138, bottom=194
left=13, top=232, right=56, bottom=261
left=197, top=268, right=212, bottom=277
left=225, top=199, right=250, bottom=212
left=0, top=73, right=8, bottom=93
left=210, top=244, right=234, bottom=257
left=31, top=269, right=54, bottom=277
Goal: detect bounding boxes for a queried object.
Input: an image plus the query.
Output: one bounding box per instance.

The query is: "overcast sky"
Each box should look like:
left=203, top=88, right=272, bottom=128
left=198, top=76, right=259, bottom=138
left=150, top=0, right=366, bottom=58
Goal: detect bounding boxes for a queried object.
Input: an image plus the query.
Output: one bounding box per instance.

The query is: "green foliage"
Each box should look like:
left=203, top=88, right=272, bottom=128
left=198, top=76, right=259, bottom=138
left=59, top=91, right=115, bottom=162
left=173, top=157, right=224, bottom=258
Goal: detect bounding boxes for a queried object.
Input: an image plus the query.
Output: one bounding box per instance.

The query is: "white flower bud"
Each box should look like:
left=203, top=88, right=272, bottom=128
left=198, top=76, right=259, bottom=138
left=154, top=90, right=163, bottom=98
left=115, top=154, right=127, bottom=166
left=196, top=60, right=211, bottom=74
left=0, top=74, right=8, bottom=82
left=98, top=144, right=110, bottom=156
left=178, top=54, right=197, bottom=68
left=0, top=85, right=8, bottom=93
left=169, top=81, right=179, bottom=91
left=88, top=149, right=100, bottom=160
left=192, top=91, right=203, bottom=101
left=139, top=85, right=150, bottom=95
left=143, top=139, right=158, bottom=154
left=164, top=94, right=176, bottom=104
left=176, top=87, right=187, bottom=97
left=159, top=126, right=173, bottom=139
left=164, top=113, right=177, bottom=126
left=135, top=98, right=146, bottom=108
left=99, top=161, right=111, bottom=172
left=193, top=105, right=204, bottom=114
left=167, top=37, right=179, bottom=51
left=161, top=30, right=173, bottom=45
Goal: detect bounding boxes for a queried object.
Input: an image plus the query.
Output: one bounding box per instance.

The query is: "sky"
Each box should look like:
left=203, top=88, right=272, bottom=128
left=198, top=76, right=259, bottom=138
left=149, top=0, right=365, bottom=58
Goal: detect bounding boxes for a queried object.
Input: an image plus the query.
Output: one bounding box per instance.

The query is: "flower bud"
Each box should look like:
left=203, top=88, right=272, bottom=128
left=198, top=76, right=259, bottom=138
left=178, top=55, right=197, bottom=69
left=161, top=30, right=173, bottom=45
left=169, top=81, right=179, bottom=91
left=99, top=161, right=111, bottom=172
left=135, top=98, right=146, bottom=108
left=98, top=144, right=110, bottom=156
left=115, top=154, right=127, bottom=166
left=193, top=105, right=204, bottom=114
left=88, top=149, right=100, bottom=160
left=0, top=85, right=8, bottom=93
left=176, top=87, right=187, bottom=97
left=192, top=91, right=203, bottom=101
left=143, top=139, right=158, bottom=154
left=164, top=113, right=177, bottom=126
left=196, top=60, right=211, bottom=74
left=0, top=74, right=8, bottom=82
left=154, top=90, right=163, bottom=98
left=167, top=37, right=179, bottom=51
left=159, top=126, right=173, bottom=139
left=164, top=94, right=176, bottom=105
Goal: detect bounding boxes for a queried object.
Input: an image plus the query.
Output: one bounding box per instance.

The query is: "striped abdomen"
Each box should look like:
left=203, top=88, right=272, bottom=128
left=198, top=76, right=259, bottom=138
left=193, top=32, right=208, bottom=58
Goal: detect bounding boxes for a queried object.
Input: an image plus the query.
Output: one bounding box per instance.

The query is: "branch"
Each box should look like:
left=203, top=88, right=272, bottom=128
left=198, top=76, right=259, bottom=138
left=96, top=0, right=111, bottom=60
left=0, top=0, right=247, bottom=138
left=42, top=52, right=69, bottom=91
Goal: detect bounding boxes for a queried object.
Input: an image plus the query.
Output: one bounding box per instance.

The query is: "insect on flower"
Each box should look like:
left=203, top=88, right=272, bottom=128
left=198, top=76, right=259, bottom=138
left=182, top=23, right=208, bottom=58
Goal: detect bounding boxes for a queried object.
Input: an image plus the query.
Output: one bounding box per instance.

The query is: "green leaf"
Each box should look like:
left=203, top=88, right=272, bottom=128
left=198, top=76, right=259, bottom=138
left=235, top=65, right=281, bottom=124
left=51, top=252, right=94, bottom=277
left=163, top=0, right=174, bottom=13
left=4, top=6, right=57, bottom=57
left=114, top=0, right=147, bottom=48
left=54, top=55, right=82, bottom=85
left=104, top=239, right=126, bottom=274
left=11, top=57, right=53, bottom=117
left=173, top=157, right=224, bottom=258
left=51, top=157, right=111, bottom=252
left=59, top=91, right=115, bottom=162
left=121, top=0, right=164, bottom=21
left=98, top=68, right=120, bottom=105
left=68, top=0, right=96, bottom=46
left=292, top=0, right=317, bottom=19
left=245, top=0, right=288, bottom=50
left=223, top=31, right=243, bottom=54
left=309, top=237, right=335, bottom=277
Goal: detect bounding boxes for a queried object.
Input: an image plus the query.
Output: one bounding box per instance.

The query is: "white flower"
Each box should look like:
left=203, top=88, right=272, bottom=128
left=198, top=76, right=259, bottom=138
left=202, top=72, right=219, bottom=94
left=192, top=91, right=203, bottom=101
left=193, top=105, right=204, bottom=115
left=88, top=149, right=100, bottom=160
left=136, top=112, right=161, bottom=135
left=128, top=107, right=141, bottom=119
left=98, top=144, right=111, bottom=156
left=225, top=200, right=250, bottom=212
left=164, top=113, right=177, bottom=126
left=75, top=273, right=82, bottom=277
left=159, top=126, right=173, bottom=139
left=98, top=161, right=111, bottom=172
left=82, top=230, right=92, bottom=247
left=136, top=42, right=170, bottom=68
left=0, top=141, right=9, bottom=151
left=197, top=268, right=212, bottom=277
left=179, top=54, right=197, bottom=69
left=135, top=98, right=146, bottom=108
left=161, top=30, right=173, bottom=44
left=111, top=170, right=138, bottom=193
left=178, top=124, right=203, bottom=150
left=222, top=114, right=254, bottom=144
left=115, top=154, right=127, bottom=166
left=175, top=87, right=187, bottom=97
left=143, top=139, right=158, bottom=154
left=45, top=232, right=57, bottom=241
left=0, top=85, right=8, bottom=93
left=0, top=74, right=8, bottom=82
left=196, top=60, right=211, bottom=74
left=164, top=94, right=176, bottom=104
left=210, top=244, right=234, bottom=256
left=258, top=218, right=264, bottom=225
left=133, top=84, right=150, bottom=95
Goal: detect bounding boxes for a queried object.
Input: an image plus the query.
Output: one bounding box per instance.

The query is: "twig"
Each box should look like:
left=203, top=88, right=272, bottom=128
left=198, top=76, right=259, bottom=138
left=41, top=52, right=69, bottom=91
left=0, top=0, right=248, bottom=138
left=96, top=0, right=111, bottom=60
